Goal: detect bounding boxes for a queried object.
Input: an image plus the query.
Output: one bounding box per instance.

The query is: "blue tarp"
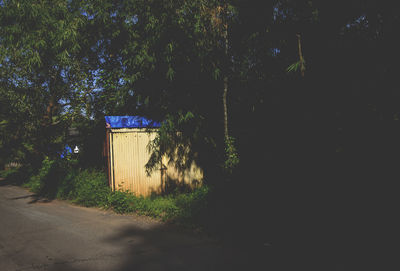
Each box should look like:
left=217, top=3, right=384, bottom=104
left=60, top=145, right=72, bottom=158
left=105, top=116, right=161, bottom=128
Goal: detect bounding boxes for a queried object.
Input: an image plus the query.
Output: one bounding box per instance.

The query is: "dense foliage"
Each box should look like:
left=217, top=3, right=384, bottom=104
left=2, top=0, right=400, bottom=177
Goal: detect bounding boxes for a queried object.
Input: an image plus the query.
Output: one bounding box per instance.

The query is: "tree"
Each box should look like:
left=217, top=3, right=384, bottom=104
left=0, top=0, right=97, bottom=162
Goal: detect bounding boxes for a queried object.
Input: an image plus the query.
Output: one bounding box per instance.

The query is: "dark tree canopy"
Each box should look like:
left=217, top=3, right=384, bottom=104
left=2, top=0, right=400, bottom=176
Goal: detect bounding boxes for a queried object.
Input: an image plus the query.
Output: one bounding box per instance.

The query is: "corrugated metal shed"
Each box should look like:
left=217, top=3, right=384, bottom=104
left=105, top=116, right=202, bottom=197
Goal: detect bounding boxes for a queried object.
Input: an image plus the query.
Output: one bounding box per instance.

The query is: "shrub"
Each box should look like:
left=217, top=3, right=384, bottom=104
left=55, top=169, right=80, bottom=200
left=134, top=196, right=179, bottom=219
left=23, top=157, right=67, bottom=197
left=64, top=169, right=110, bottom=207
left=174, top=185, right=210, bottom=223
left=1, top=164, right=34, bottom=185
left=107, top=190, right=135, bottom=213
left=104, top=186, right=209, bottom=226
left=0, top=167, right=19, bottom=179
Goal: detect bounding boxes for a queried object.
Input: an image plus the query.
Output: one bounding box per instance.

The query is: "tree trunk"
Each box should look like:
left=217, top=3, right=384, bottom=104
left=46, top=96, right=55, bottom=124
left=223, top=5, right=229, bottom=140
left=223, top=75, right=228, bottom=140
left=44, top=68, right=60, bottom=125
left=296, top=33, right=305, bottom=77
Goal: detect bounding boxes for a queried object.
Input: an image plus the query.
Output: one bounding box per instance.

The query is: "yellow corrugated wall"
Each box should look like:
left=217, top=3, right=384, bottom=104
left=110, top=129, right=161, bottom=196
left=109, top=128, right=203, bottom=197
left=162, top=156, right=203, bottom=189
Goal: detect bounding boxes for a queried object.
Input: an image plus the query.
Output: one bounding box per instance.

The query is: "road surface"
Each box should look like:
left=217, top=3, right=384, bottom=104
left=0, top=182, right=258, bottom=271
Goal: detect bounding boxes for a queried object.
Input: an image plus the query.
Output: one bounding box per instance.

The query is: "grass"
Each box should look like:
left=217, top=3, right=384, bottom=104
left=1, top=157, right=209, bottom=228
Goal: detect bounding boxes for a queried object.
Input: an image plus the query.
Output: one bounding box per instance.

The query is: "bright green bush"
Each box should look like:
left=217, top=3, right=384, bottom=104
left=107, top=190, right=135, bottom=213
left=133, top=196, right=180, bottom=219
left=67, top=170, right=110, bottom=207
left=23, top=175, right=42, bottom=193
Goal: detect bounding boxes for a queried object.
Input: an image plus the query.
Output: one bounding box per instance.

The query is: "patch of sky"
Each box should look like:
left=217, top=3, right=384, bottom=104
left=92, top=39, right=111, bottom=54
left=8, top=74, right=33, bottom=88
left=270, top=48, right=280, bottom=57
left=121, top=62, right=127, bottom=73
left=273, top=4, right=287, bottom=21
left=25, top=79, right=34, bottom=87
left=345, top=14, right=368, bottom=29
left=80, top=9, right=95, bottom=20
left=60, top=69, right=69, bottom=83
left=91, top=69, right=103, bottom=93
left=0, top=57, right=9, bottom=69
left=125, top=14, right=139, bottom=25
left=59, top=98, right=70, bottom=113
left=110, top=11, right=119, bottom=23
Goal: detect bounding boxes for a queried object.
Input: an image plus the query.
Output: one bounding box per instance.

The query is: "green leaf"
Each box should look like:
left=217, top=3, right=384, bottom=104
left=286, top=61, right=300, bottom=73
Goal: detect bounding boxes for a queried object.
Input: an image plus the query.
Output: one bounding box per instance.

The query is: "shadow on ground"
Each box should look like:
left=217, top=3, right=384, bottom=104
left=0, top=177, right=19, bottom=186
left=0, top=177, right=53, bottom=204
left=43, top=223, right=272, bottom=271
left=9, top=193, right=53, bottom=204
